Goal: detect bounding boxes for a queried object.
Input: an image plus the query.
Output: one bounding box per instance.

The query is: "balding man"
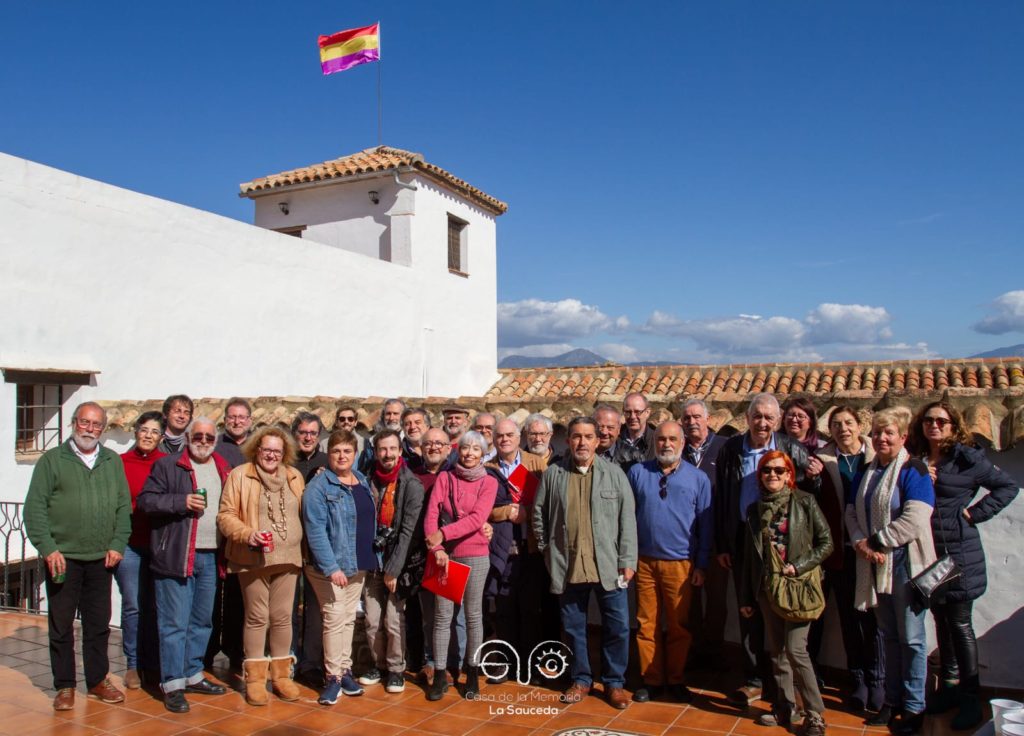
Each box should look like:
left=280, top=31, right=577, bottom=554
left=627, top=421, right=712, bottom=703
left=472, top=412, right=498, bottom=462
left=593, top=404, right=622, bottom=462
left=139, top=417, right=231, bottom=712
left=25, top=402, right=131, bottom=711
left=486, top=419, right=547, bottom=680
left=614, top=392, right=655, bottom=473
left=714, top=393, right=810, bottom=705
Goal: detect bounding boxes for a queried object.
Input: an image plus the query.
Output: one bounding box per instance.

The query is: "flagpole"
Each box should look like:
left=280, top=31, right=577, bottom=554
left=377, top=22, right=383, bottom=147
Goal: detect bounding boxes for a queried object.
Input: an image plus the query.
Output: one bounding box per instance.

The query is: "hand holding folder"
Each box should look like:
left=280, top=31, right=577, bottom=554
left=422, top=554, right=471, bottom=604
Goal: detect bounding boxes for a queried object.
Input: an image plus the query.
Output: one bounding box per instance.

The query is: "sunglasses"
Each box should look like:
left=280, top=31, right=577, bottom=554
left=923, top=417, right=952, bottom=428
left=191, top=433, right=216, bottom=444
left=760, top=466, right=788, bottom=477
left=659, top=475, right=668, bottom=499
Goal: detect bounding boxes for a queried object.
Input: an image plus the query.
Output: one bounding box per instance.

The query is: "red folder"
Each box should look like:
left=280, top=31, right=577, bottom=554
left=422, top=555, right=471, bottom=604
left=507, top=464, right=539, bottom=505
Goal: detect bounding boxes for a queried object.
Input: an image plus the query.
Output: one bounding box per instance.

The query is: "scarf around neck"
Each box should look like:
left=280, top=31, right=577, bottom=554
left=453, top=461, right=486, bottom=482
left=255, top=464, right=286, bottom=494
left=758, top=487, right=792, bottom=530
left=373, top=456, right=404, bottom=487
left=853, top=446, right=908, bottom=610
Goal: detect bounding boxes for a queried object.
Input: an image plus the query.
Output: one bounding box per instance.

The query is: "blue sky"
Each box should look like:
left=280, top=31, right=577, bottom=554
left=3, top=2, right=1022, bottom=364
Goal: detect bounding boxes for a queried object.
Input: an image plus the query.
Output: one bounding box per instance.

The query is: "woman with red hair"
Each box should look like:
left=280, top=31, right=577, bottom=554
left=738, top=450, right=833, bottom=736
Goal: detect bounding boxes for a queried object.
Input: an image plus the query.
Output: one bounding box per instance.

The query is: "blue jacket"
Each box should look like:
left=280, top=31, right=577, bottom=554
left=302, top=468, right=369, bottom=578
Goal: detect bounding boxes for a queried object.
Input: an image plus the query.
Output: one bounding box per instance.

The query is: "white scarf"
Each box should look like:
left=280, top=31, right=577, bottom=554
left=853, top=446, right=908, bottom=611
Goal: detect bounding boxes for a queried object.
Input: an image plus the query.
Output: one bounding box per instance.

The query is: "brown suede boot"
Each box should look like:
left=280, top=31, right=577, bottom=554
left=269, top=656, right=301, bottom=702
left=243, top=658, right=270, bottom=706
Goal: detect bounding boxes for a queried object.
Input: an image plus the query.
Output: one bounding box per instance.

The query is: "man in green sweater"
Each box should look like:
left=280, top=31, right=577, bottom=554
left=25, top=401, right=132, bottom=711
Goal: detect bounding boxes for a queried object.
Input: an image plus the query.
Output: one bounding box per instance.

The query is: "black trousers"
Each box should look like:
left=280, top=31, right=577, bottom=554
left=46, top=558, right=113, bottom=690
left=808, top=553, right=885, bottom=685
left=731, top=557, right=775, bottom=700
left=204, top=572, right=244, bottom=666
left=932, top=599, right=978, bottom=690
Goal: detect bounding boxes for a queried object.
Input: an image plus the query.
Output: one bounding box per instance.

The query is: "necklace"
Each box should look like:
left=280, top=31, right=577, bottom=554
left=836, top=448, right=862, bottom=475
left=263, top=485, right=289, bottom=541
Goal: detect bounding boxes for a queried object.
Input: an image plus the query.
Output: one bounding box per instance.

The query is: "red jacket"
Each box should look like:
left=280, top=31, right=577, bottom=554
left=121, top=447, right=167, bottom=548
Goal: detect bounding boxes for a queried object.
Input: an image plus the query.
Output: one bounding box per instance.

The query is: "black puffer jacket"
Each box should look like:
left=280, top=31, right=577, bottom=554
left=931, top=443, right=1019, bottom=603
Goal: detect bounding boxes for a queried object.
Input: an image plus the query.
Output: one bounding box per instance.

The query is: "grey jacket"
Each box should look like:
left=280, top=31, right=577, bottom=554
left=531, top=456, right=638, bottom=594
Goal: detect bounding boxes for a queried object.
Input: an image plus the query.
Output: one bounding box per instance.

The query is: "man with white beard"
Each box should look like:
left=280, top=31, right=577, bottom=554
left=139, top=417, right=231, bottom=713
left=523, top=413, right=559, bottom=467
left=26, top=402, right=132, bottom=711
left=627, top=421, right=712, bottom=704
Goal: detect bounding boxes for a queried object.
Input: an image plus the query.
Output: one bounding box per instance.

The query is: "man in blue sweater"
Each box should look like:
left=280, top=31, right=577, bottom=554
left=628, top=421, right=712, bottom=704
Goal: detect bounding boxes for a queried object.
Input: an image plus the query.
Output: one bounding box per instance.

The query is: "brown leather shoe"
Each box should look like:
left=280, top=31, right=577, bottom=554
left=730, top=683, right=762, bottom=706
left=561, top=682, right=591, bottom=703
left=606, top=686, right=630, bottom=710
left=53, top=688, right=75, bottom=711
left=87, top=678, right=125, bottom=704
left=123, top=669, right=142, bottom=690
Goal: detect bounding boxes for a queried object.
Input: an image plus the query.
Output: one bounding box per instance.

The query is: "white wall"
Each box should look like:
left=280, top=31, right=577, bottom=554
left=0, top=152, right=499, bottom=504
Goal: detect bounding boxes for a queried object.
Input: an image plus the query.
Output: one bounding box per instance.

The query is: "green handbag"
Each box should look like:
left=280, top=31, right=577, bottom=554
left=764, top=534, right=826, bottom=623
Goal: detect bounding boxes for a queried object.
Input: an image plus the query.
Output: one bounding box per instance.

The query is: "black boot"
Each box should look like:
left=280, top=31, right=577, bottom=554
left=426, top=669, right=449, bottom=702
left=951, top=676, right=982, bottom=731
left=462, top=666, right=480, bottom=699
left=927, top=680, right=960, bottom=715
left=847, top=669, right=868, bottom=712
left=893, top=710, right=925, bottom=736
left=865, top=704, right=893, bottom=727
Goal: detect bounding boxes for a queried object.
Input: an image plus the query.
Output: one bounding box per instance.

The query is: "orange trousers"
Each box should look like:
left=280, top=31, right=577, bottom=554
left=636, top=556, right=694, bottom=686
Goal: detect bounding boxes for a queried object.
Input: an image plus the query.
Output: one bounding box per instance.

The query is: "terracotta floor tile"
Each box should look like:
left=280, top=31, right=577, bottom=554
left=417, top=712, right=487, bottom=734
left=674, top=706, right=740, bottom=732
left=154, top=702, right=236, bottom=728
left=664, top=726, right=734, bottom=736
left=25, top=722, right=106, bottom=736
left=625, top=701, right=686, bottom=725
left=441, top=698, right=500, bottom=720
left=197, top=713, right=277, bottom=736
left=4, top=710, right=65, bottom=733
left=251, top=723, right=321, bottom=736
left=731, top=710, right=790, bottom=736
left=605, top=714, right=675, bottom=735
left=365, top=703, right=432, bottom=727
left=464, top=721, right=537, bottom=736
left=540, top=709, right=616, bottom=730
left=69, top=705, right=153, bottom=731
left=564, top=691, right=625, bottom=715
left=324, top=719, right=407, bottom=736
left=283, top=708, right=358, bottom=733
left=247, top=699, right=314, bottom=720
left=111, top=717, right=191, bottom=736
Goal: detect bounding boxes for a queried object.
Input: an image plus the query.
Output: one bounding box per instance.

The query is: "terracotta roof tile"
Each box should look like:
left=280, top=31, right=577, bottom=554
left=239, top=145, right=508, bottom=216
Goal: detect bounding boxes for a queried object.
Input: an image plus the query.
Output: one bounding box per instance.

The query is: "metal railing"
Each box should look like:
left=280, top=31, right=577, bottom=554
left=0, top=502, right=43, bottom=612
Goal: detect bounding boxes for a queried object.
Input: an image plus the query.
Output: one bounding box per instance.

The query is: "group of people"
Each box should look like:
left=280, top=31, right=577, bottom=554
left=23, top=391, right=1018, bottom=736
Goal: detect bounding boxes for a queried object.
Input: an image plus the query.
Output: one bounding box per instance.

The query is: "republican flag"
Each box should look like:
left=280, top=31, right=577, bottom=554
left=318, top=22, right=380, bottom=75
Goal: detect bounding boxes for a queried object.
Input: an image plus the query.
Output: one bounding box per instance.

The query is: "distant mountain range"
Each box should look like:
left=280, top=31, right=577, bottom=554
left=499, top=349, right=610, bottom=369
left=970, top=344, right=1024, bottom=359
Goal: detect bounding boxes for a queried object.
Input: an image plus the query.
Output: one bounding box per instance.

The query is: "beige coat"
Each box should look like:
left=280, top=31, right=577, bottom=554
left=217, top=462, right=305, bottom=572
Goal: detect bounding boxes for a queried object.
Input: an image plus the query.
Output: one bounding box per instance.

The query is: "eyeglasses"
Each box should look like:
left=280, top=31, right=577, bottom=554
left=423, top=441, right=449, bottom=448
left=295, top=430, right=319, bottom=438
left=259, top=448, right=284, bottom=457
left=226, top=414, right=250, bottom=423
left=75, top=418, right=104, bottom=431
left=659, top=475, right=669, bottom=499
left=923, top=417, right=952, bottom=428
left=190, top=433, right=216, bottom=444
left=760, top=466, right=788, bottom=477
left=526, top=431, right=551, bottom=438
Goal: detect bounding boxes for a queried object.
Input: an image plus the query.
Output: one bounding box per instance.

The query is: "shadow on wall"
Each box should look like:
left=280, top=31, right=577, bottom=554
left=977, top=605, right=1024, bottom=688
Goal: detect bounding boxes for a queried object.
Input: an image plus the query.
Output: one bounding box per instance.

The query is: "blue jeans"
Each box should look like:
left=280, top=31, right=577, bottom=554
left=874, top=549, right=927, bottom=715
left=154, top=550, right=217, bottom=692
left=560, top=583, right=629, bottom=688
left=113, top=544, right=157, bottom=670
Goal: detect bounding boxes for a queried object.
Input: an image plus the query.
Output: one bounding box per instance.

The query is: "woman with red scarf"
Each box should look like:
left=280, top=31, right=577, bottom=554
left=116, top=410, right=166, bottom=689
left=357, top=430, right=426, bottom=695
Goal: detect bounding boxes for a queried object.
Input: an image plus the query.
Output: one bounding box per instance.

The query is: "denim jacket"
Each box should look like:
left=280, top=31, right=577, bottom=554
left=302, top=468, right=368, bottom=577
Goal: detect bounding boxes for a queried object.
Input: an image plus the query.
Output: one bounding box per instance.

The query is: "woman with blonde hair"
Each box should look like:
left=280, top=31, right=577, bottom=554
left=845, top=409, right=935, bottom=736
left=218, top=426, right=305, bottom=706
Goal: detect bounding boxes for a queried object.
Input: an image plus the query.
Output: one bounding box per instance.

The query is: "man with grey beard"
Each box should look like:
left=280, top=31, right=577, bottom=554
left=358, top=398, right=406, bottom=472
left=626, top=421, right=712, bottom=704
left=26, top=402, right=132, bottom=711
left=524, top=413, right=559, bottom=467
left=139, top=418, right=231, bottom=713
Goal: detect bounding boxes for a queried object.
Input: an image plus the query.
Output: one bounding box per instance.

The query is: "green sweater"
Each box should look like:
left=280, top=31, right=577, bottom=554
left=25, top=441, right=132, bottom=560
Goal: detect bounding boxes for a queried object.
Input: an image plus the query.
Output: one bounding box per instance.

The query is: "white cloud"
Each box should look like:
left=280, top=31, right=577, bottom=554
left=805, top=303, right=893, bottom=344
left=595, top=342, right=640, bottom=363
left=973, top=290, right=1024, bottom=335
left=640, top=303, right=928, bottom=363
left=497, top=298, right=627, bottom=347
left=642, top=311, right=806, bottom=355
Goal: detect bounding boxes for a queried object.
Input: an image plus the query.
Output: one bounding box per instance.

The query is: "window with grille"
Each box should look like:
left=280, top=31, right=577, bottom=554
left=3, top=369, right=93, bottom=457
left=447, top=215, right=468, bottom=275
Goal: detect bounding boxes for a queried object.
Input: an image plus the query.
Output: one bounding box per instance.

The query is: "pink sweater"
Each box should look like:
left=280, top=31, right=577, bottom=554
left=424, top=470, right=498, bottom=559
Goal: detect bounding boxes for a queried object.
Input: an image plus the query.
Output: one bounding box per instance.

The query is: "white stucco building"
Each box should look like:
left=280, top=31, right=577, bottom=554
left=0, top=146, right=506, bottom=511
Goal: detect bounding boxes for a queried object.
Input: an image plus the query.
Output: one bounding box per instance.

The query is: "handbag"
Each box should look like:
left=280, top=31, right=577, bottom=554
left=909, top=505, right=961, bottom=609
left=764, top=533, right=826, bottom=623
